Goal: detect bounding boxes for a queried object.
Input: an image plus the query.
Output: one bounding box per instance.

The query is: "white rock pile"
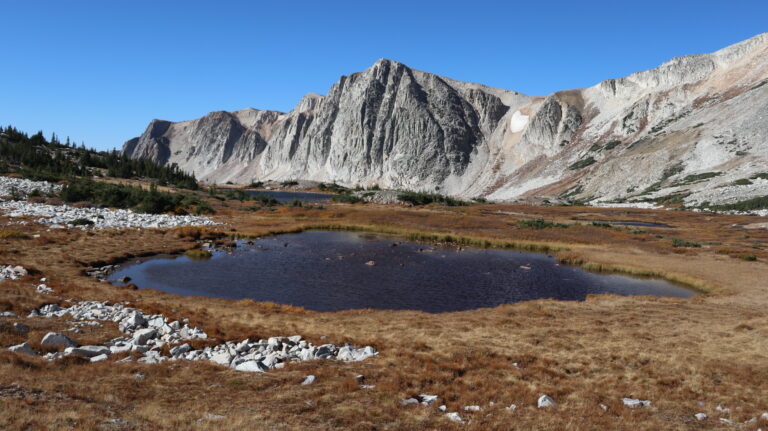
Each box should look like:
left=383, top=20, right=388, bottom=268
left=0, top=265, right=28, bottom=281
left=0, top=200, right=219, bottom=230
left=0, top=175, right=218, bottom=229
left=16, top=301, right=378, bottom=370
left=0, top=176, right=61, bottom=198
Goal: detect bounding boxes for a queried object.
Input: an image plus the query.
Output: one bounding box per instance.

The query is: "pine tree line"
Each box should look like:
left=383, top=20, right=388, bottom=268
left=0, top=125, right=198, bottom=189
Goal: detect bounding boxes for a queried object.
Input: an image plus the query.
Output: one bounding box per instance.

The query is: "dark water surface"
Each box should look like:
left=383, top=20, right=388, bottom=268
left=241, top=190, right=333, bottom=203
left=589, top=220, right=672, bottom=228
left=108, top=231, right=695, bottom=313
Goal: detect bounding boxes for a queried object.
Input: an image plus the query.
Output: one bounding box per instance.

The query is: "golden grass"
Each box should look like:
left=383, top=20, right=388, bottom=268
left=0, top=229, right=29, bottom=239
left=1, top=190, right=768, bottom=429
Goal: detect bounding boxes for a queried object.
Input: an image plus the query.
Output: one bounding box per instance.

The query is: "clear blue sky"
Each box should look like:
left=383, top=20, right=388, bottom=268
left=2, top=1, right=765, bottom=150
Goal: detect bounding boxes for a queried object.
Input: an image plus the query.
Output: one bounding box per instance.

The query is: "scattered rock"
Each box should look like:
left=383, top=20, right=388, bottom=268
left=538, top=395, right=556, bottom=408
left=90, top=354, right=108, bottom=363
left=445, top=412, right=463, bottom=423
left=419, top=394, right=438, bottom=406
left=464, top=405, right=481, bottom=412
left=41, top=332, right=78, bottom=348
left=132, top=328, right=157, bottom=346
left=301, top=375, right=316, bottom=385
left=8, top=342, right=37, bottom=356
left=695, top=413, right=708, bottom=421
left=234, top=360, right=266, bottom=372
left=506, top=404, right=517, bottom=411
left=0, top=197, right=219, bottom=230
left=65, top=345, right=110, bottom=358
left=622, top=398, right=651, bottom=408
left=26, top=300, right=378, bottom=373
left=365, top=260, right=376, bottom=266
left=12, top=322, right=29, bottom=334
left=0, top=265, right=28, bottom=281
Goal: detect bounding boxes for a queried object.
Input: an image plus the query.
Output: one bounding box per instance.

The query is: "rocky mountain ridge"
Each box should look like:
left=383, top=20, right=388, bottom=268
left=123, top=33, right=768, bottom=206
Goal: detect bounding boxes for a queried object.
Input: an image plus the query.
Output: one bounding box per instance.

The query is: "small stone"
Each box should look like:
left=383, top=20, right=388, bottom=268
left=506, top=404, right=517, bottom=411
left=234, top=360, right=266, bottom=372
left=694, top=413, right=708, bottom=421
left=66, top=345, right=110, bottom=358
left=419, top=394, right=438, bottom=405
left=132, top=328, right=157, bottom=345
left=301, top=375, right=316, bottom=385
left=365, top=260, right=376, bottom=266
left=464, top=405, right=481, bottom=411
left=622, top=398, right=651, bottom=408
left=720, top=418, right=735, bottom=425
left=8, top=342, right=36, bottom=356
left=445, top=412, right=463, bottom=423
left=90, top=354, right=108, bottom=362
left=537, top=395, right=556, bottom=408
left=210, top=352, right=233, bottom=366
left=41, top=332, right=78, bottom=348
left=13, top=322, right=29, bottom=334
left=169, top=343, right=191, bottom=356
left=439, top=405, right=447, bottom=412
left=133, top=373, right=145, bottom=380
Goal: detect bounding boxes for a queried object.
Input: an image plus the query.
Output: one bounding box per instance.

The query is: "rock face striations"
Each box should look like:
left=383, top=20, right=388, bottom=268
left=124, top=33, right=768, bottom=206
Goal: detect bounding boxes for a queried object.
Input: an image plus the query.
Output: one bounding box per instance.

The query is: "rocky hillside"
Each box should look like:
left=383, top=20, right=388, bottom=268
left=124, top=33, right=768, bottom=206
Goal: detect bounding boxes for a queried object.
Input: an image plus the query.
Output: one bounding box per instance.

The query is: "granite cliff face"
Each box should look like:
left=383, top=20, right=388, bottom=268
left=124, top=33, right=768, bottom=205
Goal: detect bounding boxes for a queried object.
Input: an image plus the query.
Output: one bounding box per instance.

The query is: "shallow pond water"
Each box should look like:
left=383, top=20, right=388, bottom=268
left=108, top=231, right=696, bottom=313
left=241, top=190, right=333, bottom=203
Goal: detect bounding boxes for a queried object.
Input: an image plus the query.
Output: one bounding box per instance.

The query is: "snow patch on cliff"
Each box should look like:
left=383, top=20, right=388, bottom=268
left=510, top=111, right=529, bottom=133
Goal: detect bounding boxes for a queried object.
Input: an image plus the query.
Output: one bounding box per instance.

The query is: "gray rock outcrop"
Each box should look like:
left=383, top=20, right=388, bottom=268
left=123, top=34, right=768, bottom=207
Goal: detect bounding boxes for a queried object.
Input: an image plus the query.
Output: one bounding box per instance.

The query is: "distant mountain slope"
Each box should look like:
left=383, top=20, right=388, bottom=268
left=124, top=33, right=768, bottom=206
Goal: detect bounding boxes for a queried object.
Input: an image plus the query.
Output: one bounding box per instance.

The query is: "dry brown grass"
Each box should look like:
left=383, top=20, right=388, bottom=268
left=1, top=196, right=767, bottom=429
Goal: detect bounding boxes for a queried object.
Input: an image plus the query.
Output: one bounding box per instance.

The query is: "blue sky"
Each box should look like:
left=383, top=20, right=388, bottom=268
left=2, top=1, right=766, bottom=150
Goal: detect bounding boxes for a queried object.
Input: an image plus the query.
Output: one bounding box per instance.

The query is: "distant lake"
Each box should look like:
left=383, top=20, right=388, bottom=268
left=109, top=231, right=696, bottom=313
left=241, top=190, right=333, bottom=203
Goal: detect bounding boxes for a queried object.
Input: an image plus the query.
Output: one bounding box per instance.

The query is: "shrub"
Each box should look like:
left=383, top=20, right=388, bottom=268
left=69, top=218, right=94, bottom=226
left=60, top=179, right=213, bottom=215
left=185, top=249, right=212, bottom=260
left=0, top=229, right=29, bottom=239
left=397, top=191, right=467, bottom=206
left=517, top=219, right=569, bottom=229
left=706, top=195, right=768, bottom=212
left=281, top=180, right=299, bottom=187
left=569, top=157, right=596, bottom=170
left=318, top=183, right=350, bottom=193
left=251, top=193, right=279, bottom=207
left=672, top=238, right=701, bottom=248
left=332, top=194, right=363, bottom=204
